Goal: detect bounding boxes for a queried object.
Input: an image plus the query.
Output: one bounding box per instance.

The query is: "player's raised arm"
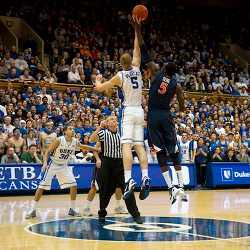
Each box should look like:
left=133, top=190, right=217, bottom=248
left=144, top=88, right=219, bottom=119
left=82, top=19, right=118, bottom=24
left=132, top=18, right=141, bottom=67
left=176, top=84, right=185, bottom=112
left=129, top=15, right=157, bottom=75
left=94, top=74, right=121, bottom=93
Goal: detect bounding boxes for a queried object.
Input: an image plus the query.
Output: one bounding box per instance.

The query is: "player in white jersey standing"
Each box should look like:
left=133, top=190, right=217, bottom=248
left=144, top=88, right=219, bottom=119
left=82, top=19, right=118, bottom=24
left=179, top=133, right=192, bottom=163
left=26, top=125, right=97, bottom=219
left=94, top=17, right=150, bottom=200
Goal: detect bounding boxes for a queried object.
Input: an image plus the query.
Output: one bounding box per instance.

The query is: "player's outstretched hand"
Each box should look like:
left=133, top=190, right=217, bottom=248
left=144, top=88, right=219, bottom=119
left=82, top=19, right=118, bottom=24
left=128, top=14, right=141, bottom=30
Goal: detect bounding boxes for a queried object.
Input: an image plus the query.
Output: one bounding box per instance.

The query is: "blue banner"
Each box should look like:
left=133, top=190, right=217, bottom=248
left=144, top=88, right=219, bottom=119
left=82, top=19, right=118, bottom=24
left=0, top=163, right=196, bottom=193
left=206, top=163, right=250, bottom=187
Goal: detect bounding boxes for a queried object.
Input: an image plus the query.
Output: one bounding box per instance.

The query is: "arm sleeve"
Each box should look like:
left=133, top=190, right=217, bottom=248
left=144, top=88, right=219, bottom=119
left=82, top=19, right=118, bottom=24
left=97, top=130, right=105, bottom=142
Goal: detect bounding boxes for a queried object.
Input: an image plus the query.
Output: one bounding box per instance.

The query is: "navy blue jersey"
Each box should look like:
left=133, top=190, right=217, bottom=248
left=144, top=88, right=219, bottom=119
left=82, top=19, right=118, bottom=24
left=148, top=72, right=177, bottom=111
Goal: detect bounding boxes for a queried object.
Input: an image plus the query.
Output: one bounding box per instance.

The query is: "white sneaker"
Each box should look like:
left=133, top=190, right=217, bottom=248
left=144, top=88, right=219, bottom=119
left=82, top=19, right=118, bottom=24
left=83, top=207, right=93, bottom=216
left=114, top=206, right=128, bottom=214
left=178, top=188, right=188, bottom=202
left=169, top=187, right=179, bottom=204
left=25, top=209, right=36, bottom=219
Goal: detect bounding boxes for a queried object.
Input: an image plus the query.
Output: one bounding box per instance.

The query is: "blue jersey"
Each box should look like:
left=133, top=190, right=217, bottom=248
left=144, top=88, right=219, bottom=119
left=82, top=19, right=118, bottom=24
left=148, top=72, right=177, bottom=111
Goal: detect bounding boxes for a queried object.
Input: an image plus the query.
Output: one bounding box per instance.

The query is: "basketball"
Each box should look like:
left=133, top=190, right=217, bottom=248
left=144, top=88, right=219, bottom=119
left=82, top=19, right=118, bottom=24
left=132, top=5, right=148, bottom=21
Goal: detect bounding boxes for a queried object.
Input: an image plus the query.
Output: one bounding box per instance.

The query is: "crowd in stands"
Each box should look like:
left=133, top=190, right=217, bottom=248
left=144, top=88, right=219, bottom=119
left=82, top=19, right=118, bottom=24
left=0, top=85, right=249, bottom=165
left=0, top=1, right=249, bottom=95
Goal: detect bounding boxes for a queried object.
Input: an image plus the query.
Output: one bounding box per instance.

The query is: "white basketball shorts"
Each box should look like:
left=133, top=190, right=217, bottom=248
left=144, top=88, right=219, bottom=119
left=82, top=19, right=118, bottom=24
left=38, top=163, right=77, bottom=190
left=120, top=106, right=144, bottom=145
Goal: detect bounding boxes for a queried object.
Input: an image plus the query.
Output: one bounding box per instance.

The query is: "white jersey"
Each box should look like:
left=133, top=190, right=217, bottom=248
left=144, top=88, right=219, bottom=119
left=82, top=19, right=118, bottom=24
left=51, top=136, right=78, bottom=165
left=179, top=141, right=191, bottom=163
left=117, top=66, right=143, bottom=107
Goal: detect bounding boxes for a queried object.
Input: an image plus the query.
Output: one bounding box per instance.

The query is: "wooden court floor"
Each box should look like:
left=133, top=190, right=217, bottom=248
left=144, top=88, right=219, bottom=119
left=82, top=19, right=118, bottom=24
left=0, top=189, right=250, bottom=250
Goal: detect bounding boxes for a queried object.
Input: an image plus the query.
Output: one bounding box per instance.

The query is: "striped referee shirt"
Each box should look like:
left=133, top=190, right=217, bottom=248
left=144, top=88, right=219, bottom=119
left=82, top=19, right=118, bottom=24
left=97, top=129, right=122, bottom=158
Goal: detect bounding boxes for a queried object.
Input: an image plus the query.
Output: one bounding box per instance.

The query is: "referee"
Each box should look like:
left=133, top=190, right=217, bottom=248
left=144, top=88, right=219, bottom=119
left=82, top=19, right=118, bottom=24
left=89, top=116, right=142, bottom=224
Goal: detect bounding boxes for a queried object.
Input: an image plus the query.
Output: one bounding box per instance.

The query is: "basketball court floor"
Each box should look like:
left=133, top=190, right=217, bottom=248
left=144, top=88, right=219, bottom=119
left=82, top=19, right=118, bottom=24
left=0, top=189, right=250, bottom=250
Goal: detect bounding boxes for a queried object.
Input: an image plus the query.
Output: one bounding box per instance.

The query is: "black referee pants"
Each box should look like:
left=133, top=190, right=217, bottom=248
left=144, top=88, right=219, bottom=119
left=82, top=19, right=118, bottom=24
left=98, top=156, right=140, bottom=219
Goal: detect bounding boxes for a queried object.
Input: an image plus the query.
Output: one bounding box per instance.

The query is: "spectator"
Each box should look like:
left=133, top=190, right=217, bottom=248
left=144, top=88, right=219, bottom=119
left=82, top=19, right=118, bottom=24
left=10, top=46, right=18, bottom=59
left=217, top=133, right=228, bottom=156
left=195, top=138, right=208, bottom=186
left=8, top=67, right=19, bottom=80
left=236, top=145, right=250, bottom=163
left=8, top=128, right=25, bottom=156
left=3, top=116, right=15, bottom=134
left=224, top=148, right=239, bottom=162
left=0, top=59, right=8, bottom=78
left=4, top=52, right=14, bottom=69
left=56, top=58, right=70, bottom=83
left=208, top=133, right=218, bottom=158
left=19, top=68, right=35, bottom=81
left=179, top=133, right=192, bottom=163
left=189, top=134, right=198, bottom=162
left=15, top=53, right=28, bottom=71
left=38, top=87, right=52, bottom=105
left=0, top=125, right=7, bottom=147
left=227, top=132, right=235, bottom=148
left=68, top=66, right=82, bottom=84
left=0, top=103, right=7, bottom=118
left=211, top=147, right=224, bottom=162
left=215, top=122, right=225, bottom=135
left=20, top=144, right=42, bottom=163
left=1, top=146, right=19, bottom=164
left=26, top=129, right=38, bottom=147
left=239, top=86, right=248, bottom=96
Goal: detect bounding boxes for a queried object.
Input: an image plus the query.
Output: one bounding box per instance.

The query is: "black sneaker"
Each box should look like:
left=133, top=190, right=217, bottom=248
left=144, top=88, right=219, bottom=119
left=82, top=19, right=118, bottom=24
left=68, top=208, right=81, bottom=217
left=139, top=176, right=151, bottom=200
left=169, top=187, right=178, bottom=205
left=133, top=216, right=143, bottom=224
left=123, top=178, right=136, bottom=200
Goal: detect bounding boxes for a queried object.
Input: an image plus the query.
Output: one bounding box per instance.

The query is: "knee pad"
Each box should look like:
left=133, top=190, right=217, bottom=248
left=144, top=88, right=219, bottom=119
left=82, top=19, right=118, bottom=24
left=156, top=150, right=168, bottom=167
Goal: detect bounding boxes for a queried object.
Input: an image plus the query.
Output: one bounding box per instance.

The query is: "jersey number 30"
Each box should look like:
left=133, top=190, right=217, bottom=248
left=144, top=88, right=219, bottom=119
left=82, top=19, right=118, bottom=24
left=59, top=153, right=69, bottom=160
left=131, top=77, right=139, bottom=89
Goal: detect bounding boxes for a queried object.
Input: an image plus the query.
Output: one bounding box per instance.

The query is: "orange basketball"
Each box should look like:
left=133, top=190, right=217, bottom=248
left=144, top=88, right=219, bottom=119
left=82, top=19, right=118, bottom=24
left=132, top=5, right=148, bottom=21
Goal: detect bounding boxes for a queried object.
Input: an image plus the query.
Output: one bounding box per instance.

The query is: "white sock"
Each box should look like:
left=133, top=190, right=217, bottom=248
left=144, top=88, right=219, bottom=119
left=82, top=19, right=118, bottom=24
left=84, top=200, right=92, bottom=209
left=70, top=200, right=76, bottom=210
left=31, top=200, right=38, bottom=210
left=115, top=198, right=122, bottom=208
left=141, top=169, right=148, bottom=180
left=124, top=170, right=132, bottom=183
left=162, top=171, right=173, bottom=189
left=176, top=170, right=184, bottom=188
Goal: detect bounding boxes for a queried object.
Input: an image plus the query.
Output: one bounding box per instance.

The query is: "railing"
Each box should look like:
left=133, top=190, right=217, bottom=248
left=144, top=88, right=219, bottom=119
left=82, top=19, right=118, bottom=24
left=0, top=79, right=248, bottom=101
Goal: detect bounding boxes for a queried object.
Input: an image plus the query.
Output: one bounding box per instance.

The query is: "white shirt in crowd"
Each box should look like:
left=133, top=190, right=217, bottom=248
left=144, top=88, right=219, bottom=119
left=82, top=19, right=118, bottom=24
left=15, top=58, right=28, bottom=71
left=3, top=124, right=15, bottom=134
left=179, top=140, right=191, bottom=163
left=0, top=105, right=7, bottom=116
left=68, top=70, right=81, bottom=83
left=215, top=127, right=226, bottom=136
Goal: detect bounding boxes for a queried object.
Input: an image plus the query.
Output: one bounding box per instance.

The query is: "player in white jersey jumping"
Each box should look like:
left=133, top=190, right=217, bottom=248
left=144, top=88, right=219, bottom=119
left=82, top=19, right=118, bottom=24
left=94, top=17, right=150, bottom=200
left=25, top=125, right=97, bottom=219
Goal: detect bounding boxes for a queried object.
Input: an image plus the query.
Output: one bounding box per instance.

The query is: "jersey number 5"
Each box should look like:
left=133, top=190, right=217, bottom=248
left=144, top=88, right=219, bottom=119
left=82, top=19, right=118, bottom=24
left=131, top=77, right=139, bottom=89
